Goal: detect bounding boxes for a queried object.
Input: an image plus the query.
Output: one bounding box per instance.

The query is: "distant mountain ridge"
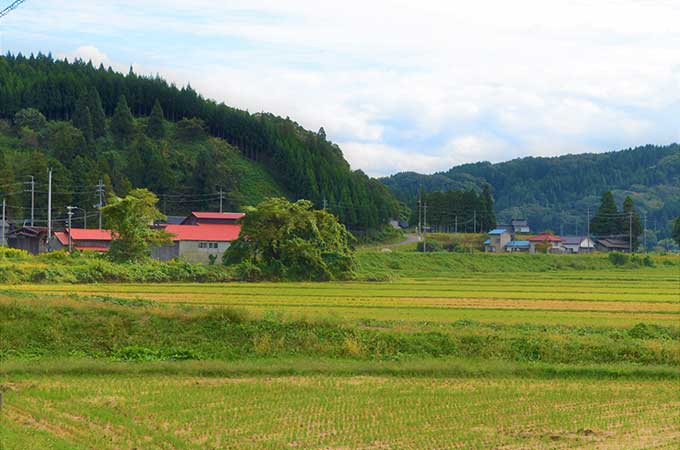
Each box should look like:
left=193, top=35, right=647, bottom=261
left=381, top=145, right=680, bottom=238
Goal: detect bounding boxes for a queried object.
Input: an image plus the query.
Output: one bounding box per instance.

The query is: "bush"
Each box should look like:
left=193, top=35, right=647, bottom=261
left=608, top=252, right=629, bottom=266
left=0, top=247, right=30, bottom=260
left=234, top=260, right=263, bottom=281
left=416, top=241, right=443, bottom=252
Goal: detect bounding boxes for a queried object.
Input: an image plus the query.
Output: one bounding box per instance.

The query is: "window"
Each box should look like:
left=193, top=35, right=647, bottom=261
left=199, top=242, right=219, bottom=249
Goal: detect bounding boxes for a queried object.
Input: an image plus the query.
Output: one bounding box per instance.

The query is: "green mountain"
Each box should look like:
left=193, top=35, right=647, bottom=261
left=381, top=145, right=680, bottom=239
left=0, top=53, right=399, bottom=230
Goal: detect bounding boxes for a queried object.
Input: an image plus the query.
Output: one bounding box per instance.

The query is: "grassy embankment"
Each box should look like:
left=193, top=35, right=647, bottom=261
left=0, top=245, right=677, bottom=283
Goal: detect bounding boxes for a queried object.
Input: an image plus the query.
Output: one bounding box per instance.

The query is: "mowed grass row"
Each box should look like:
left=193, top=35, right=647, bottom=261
left=2, top=374, right=679, bottom=449
left=2, top=293, right=678, bottom=365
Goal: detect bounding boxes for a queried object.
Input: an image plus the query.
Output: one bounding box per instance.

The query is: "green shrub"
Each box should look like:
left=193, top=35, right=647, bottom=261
left=0, top=247, right=30, bottom=260
left=608, top=252, right=629, bottom=266
left=416, top=241, right=443, bottom=252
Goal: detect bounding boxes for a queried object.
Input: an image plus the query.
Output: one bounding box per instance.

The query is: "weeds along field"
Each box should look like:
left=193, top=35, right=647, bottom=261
left=1, top=255, right=679, bottom=448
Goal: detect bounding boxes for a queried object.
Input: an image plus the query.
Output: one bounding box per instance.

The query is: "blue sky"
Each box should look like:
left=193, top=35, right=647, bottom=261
left=3, top=0, right=680, bottom=176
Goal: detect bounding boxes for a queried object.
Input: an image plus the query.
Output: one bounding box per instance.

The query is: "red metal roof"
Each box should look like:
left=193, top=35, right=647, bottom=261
left=164, top=223, right=241, bottom=242
left=190, top=212, right=245, bottom=220
left=527, top=233, right=563, bottom=242
left=54, top=229, right=113, bottom=245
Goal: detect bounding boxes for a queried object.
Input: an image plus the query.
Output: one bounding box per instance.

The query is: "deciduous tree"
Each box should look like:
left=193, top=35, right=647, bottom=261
left=102, top=188, right=170, bottom=262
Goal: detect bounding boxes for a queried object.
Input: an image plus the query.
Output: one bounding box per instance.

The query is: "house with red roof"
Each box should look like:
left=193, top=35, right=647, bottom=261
left=151, top=222, right=241, bottom=263
left=41, top=211, right=243, bottom=263
left=50, top=228, right=113, bottom=252
left=527, top=233, right=564, bottom=254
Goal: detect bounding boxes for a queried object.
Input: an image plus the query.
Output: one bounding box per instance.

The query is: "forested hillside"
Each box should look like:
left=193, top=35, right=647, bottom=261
left=382, top=145, right=680, bottom=239
left=0, top=53, right=399, bottom=230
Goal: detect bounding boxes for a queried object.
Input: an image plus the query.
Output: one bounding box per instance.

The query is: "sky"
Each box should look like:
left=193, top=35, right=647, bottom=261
left=2, top=0, right=680, bottom=176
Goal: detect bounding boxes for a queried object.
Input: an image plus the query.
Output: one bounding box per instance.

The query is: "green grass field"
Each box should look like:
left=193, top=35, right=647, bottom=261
left=1, top=256, right=679, bottom=449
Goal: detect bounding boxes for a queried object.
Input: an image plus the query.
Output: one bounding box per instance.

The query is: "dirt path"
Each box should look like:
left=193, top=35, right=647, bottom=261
left=384, top=233, right=419, bottom=247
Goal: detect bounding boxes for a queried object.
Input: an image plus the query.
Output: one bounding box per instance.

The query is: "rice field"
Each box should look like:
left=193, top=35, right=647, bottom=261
left=2, top=373, right=679, bottom=449
left=13, top=268, right=680, bottom=327
left=1, top=264, right=679, bottom=449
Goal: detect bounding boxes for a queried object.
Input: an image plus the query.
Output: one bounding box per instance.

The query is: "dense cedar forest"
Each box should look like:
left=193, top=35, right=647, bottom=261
left=0, top=53, right=400, bottom=230
left=419, top=186, right=496, bottom=233
left=382, top=145, right=680, bottom=239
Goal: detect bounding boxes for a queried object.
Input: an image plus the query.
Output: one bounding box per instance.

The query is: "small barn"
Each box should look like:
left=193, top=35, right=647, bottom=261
left=7, top=226, right=48, bottom=255
left=51, top=229, right=113, bottom=252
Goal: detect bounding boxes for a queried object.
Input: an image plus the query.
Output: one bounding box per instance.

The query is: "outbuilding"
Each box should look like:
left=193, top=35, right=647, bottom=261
left=6, top=226, right=48, bottom=254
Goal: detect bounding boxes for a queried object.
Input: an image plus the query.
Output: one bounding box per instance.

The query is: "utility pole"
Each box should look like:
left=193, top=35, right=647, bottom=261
left=643, top=212, right=647, bottom=253
left=219, top=188, right=224, bottom=213
left=629, top=212, right=633, bottom=254
left=47, top=169, right=52, bottom=239
left=417, top=193, right=422, bottom=242
left=423, top=202, right=427, bottom=253
left=25, top=175, right=34, bottom=227
left=83, top=209, right=87, bottom=229
left=66, top=206, right=74, bottom=253
left=455, top=215, right=458, bottom=234
left=586, top=207, right=590, bottom=249
left=323, top=198, right=327, bottom=210
left=96, top=179, right=104, bottom=230
left=1, top=198, right=5, bottom=247
left=473, top=210, right=477, bottom=233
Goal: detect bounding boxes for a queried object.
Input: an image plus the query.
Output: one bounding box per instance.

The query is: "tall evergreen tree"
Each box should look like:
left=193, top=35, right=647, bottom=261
left=480, top=184, right=496, bottom=231
left=672, top=216, right=680, bottom=246
left=146, top=99, right=165, bottom=139
left=111, top=95, right=135, bottom=141
left=71, top=94, right=94, bottom=144
left=621, top=196, right=642, bottom=251
left=87, top=86, right=107, bottom=138
left=590, top=191, right=620, bottom=237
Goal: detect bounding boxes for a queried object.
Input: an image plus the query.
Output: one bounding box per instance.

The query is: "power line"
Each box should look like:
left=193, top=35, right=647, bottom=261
left=0, top=0, right=26, bottom=19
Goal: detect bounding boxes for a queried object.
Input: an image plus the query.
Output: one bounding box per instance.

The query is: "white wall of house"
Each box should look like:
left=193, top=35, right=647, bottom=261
left=178, top=240, right=231, bottom=264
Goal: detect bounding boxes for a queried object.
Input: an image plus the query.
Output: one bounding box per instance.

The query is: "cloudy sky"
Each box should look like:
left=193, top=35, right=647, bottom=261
left=3, top=0, right=680, bottom=176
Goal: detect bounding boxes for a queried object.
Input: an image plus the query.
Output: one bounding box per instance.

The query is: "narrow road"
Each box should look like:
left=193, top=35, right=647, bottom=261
left=385, top=233, right=419, bottom=247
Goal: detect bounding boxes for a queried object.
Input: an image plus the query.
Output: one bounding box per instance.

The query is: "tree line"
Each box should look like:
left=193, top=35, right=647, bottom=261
left=420, top=186, right=496, bottom=233
left=590, top=191, right=643, bottom=250
left=0, top=52, right=399, bottom=230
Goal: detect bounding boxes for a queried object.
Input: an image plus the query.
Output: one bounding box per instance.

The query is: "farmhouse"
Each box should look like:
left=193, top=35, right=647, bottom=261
left=151, top=223, right=241, bottom=263
left=511, top=219, right=530, bottom=234
left=562, top=236, right=596, bottom=254
left=484, top=228, right=512, bottom=253
left=527, top=233, right=563, bottom=254
left=505, top=240, right=531, bottom=252
left=497, top=219, right=531, bottom=235
left=595, top=238, right=630, bottom=253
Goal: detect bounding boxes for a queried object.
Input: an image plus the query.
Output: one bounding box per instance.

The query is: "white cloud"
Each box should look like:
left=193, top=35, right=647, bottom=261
left=60, top=46, right=109, bottom=66
left=7, top=0, right=680, bottom=174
